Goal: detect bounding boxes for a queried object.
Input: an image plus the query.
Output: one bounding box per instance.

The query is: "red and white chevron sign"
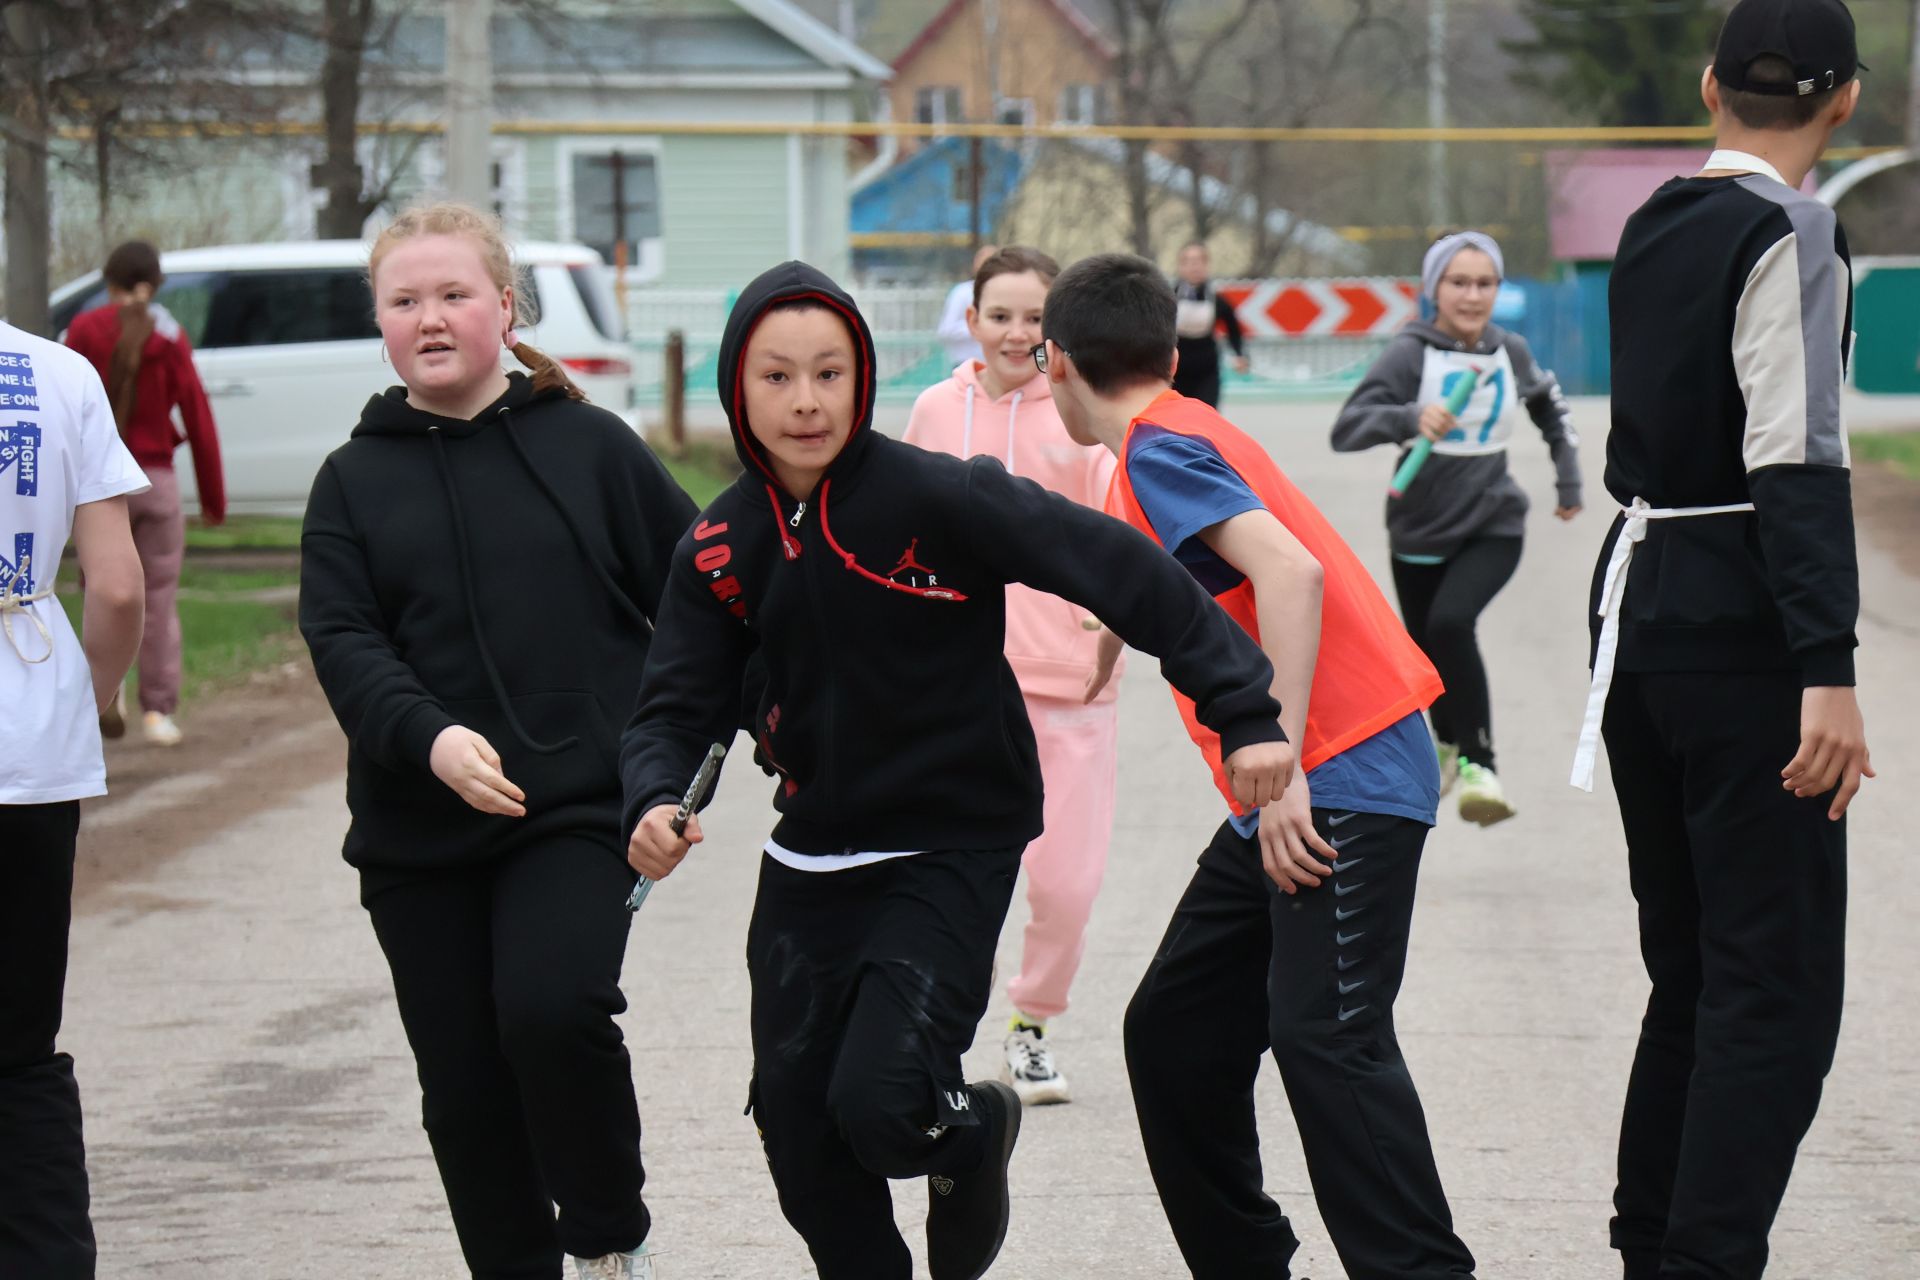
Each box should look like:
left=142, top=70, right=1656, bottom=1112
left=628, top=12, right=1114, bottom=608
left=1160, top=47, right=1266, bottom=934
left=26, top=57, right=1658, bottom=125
left=1215, top=278, right=1420, bottom=338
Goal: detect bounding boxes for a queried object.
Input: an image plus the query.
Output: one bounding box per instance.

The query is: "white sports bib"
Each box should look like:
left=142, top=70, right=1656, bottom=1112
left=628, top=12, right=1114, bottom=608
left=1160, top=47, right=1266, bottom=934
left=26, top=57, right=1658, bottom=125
left=1415, top=344, right=1518, bottom=458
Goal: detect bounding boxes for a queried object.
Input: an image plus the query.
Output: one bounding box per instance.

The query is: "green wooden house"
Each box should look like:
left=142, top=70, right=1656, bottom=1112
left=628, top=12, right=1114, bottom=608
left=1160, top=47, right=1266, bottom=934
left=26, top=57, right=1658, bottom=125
left=33, top=0, right=891, bottom=291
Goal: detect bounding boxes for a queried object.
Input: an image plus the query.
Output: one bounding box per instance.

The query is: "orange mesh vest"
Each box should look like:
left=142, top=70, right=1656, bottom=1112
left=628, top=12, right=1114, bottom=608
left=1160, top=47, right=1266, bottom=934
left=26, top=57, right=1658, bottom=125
left=1107, top=390, right=1443, bottom=812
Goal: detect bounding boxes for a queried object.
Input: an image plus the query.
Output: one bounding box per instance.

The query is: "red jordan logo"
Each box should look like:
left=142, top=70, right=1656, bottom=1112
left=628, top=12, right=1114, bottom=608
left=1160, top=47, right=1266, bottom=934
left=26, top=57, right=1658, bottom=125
left=887, top=537, right=940, bottom=590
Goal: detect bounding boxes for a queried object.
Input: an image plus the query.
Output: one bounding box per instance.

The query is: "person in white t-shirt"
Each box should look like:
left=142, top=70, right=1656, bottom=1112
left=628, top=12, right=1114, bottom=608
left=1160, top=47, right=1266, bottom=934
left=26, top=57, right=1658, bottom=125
left=936, top=242, right=998, bottom=371
left=0, top=321, right=147, bottom=1279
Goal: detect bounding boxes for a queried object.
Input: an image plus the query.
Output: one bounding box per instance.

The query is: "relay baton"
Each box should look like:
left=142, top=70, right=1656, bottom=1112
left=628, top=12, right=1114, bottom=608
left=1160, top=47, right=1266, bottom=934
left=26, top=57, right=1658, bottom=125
left=1389, top=367, right=1481, bottom=498
left=626, top=742, right=728, bottom=912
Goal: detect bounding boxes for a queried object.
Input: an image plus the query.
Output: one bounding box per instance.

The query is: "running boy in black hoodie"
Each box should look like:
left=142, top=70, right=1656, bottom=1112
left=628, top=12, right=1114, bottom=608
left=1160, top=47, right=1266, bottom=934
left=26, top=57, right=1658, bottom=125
left=621, top=261, right=1292, bottom=1280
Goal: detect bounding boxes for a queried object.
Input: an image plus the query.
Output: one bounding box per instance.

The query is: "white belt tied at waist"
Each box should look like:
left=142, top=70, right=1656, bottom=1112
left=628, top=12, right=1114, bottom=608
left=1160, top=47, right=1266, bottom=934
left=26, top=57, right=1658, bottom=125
left=0, top=555, right=56, bottom=664
left=1568, top=498, right=1756, bottom=791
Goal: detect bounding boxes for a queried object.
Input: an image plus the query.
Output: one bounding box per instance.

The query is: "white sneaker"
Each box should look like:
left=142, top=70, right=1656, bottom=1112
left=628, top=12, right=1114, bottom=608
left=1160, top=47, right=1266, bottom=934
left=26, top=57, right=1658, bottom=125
left=1436, top=741, right=1460, bottom=797
left=1456, top=760, right=1516, bottom=827
left=1002, top=1021, right=1070, bottom=1105
left=142, top=710, right=183, bottom=747
left=573, top=1242, right=658, bottom=1280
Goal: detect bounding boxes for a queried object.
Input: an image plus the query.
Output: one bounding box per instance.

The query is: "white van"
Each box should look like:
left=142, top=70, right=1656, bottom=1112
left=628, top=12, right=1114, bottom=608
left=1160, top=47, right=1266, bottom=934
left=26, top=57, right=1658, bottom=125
left=49, top=240, right=636, bottom=515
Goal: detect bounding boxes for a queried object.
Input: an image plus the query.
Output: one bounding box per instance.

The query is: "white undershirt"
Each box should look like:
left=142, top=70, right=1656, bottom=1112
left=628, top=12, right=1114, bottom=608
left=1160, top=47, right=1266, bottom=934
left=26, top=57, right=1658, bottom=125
left=763, top=840, right=925, bottom=873
left=1702, top=148, right=1788, bottom=186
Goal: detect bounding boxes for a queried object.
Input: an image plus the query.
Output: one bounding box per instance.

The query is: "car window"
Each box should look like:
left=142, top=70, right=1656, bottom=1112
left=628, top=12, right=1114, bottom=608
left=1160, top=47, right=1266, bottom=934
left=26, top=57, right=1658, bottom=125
left=49, top=271, right=222, bottom=347
left=200, top=269, right=379, bottom=349
left=568, top=264, right=624, bottom=341
left=518, top=272, right=543, bottom=327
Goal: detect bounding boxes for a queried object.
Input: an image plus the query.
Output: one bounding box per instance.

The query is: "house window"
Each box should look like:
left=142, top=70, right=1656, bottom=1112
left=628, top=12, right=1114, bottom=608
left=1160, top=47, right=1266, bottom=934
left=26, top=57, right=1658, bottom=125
left=569, top=150, right=662, bottom=266
left=915, top=86, right=964, bottom=125
left=1057, top=84, right=1105, bottom=125
left=995, top=97, right=1034, bottom=128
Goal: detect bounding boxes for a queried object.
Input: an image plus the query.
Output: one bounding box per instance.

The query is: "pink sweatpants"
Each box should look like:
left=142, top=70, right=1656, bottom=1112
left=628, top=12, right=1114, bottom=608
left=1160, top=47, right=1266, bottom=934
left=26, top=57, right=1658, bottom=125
left=1005, top=693, right=1120, bottom=1023
left=127, top=465, right=184, bottom=715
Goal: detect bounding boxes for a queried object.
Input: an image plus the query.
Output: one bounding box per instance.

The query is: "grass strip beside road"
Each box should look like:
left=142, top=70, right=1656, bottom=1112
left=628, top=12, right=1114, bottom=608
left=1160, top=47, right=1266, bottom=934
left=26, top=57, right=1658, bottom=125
left=182, top=446, right=741, bottom=552
left=1853, top=430, right=1920, bottom=482
left=71, top=444, right=742, bottom=700
left=60, top=570, right=303, bottom=704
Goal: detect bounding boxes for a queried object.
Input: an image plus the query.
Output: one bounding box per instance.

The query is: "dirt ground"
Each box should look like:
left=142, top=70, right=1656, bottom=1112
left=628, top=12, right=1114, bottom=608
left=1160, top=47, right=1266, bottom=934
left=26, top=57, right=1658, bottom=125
left=75, top=661, right=343, bottom=902
left=76, top=458, right=1920, bottom=900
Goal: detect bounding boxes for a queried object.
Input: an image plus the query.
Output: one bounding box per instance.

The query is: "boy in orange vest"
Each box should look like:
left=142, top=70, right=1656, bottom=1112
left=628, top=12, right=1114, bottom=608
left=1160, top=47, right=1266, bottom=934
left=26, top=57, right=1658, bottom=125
left=1047, top=254, right=1477, bottom=1280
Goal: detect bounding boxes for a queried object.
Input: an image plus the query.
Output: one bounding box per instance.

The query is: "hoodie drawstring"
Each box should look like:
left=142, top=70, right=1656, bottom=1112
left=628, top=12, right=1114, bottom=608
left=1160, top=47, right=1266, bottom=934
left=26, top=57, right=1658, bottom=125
left=764, top=484, right=803, bottom=559
left=1005, top=390, right=1022, bottom=471
left=0, top=556, right=55, bottom=663
left=815, top=479, right=968, bottom=602
left=961, top=382, right=976, bottom=458
left=499, top=409, right=654, bottom=634
left=427, top=426, right=577, bottom=756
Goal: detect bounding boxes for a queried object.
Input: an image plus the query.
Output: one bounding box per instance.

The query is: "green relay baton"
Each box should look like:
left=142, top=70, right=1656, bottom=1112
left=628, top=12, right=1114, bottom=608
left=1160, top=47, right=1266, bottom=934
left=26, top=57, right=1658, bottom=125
left=1389, top=366, right=1481, bottom=498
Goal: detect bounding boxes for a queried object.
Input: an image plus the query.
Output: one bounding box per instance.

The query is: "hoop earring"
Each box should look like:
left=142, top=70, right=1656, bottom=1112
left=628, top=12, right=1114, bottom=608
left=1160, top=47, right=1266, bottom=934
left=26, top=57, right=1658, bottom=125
left=380, top=344, right=390, bottom=364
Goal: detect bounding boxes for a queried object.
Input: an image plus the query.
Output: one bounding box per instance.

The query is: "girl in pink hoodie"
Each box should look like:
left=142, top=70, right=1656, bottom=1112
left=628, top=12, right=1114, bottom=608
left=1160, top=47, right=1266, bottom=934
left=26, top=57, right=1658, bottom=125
left=904, top=246, right=1119, bottom=1107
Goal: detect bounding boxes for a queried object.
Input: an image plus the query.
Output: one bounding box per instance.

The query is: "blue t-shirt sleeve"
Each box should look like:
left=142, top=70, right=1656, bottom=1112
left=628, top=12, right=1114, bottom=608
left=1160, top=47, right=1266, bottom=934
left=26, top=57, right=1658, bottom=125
left=1125, top=428, right=1266, bottom=563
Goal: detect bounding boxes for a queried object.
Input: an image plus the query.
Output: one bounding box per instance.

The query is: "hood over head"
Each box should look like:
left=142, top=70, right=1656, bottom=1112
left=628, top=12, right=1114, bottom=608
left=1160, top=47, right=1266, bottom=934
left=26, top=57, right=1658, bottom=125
left=717, top=261, right=878, bottom=486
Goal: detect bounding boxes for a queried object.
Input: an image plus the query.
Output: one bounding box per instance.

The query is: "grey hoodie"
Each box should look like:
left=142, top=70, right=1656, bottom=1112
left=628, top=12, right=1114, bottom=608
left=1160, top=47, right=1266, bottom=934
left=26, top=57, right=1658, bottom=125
left=1331, top=319, right=1582, bottom=558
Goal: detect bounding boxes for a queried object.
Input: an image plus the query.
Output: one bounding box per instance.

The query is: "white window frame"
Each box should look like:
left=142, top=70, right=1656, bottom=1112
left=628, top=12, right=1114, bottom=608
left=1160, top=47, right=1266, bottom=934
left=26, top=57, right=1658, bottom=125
left=555, top=135, right=665, bottom=285
left=915, top=85, right=964, bottom=126
left=1057, top=83, right=1103, bottom=126
left=995, top=96, right=1035, bottom=128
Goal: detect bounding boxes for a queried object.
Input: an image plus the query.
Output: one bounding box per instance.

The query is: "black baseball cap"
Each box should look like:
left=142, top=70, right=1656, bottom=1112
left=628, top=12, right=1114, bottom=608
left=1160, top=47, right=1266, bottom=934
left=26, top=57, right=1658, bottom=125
left=1714, top=0, right=1864, bottom=96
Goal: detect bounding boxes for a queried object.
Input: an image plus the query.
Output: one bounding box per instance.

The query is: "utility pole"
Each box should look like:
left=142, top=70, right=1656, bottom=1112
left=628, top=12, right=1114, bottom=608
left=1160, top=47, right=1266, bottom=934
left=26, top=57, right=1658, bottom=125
left=446, top=0, right=493, bottom=209
left=3, top=1, right=50, bottom=336
left=1427, top=0, right=1449, bottom=234
left=1907, top=0, right=1920, bottom=152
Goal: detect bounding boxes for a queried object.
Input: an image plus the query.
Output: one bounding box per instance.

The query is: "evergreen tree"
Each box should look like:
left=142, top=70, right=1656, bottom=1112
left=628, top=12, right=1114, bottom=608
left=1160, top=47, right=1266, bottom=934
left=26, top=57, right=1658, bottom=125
left=1504, top=0, right=1726, bottom=126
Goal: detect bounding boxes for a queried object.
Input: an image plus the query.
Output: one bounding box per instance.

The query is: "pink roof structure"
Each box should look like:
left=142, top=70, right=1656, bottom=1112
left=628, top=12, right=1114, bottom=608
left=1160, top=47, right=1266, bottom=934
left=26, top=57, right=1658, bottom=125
left=1544, top=148, right=1816, bottom=261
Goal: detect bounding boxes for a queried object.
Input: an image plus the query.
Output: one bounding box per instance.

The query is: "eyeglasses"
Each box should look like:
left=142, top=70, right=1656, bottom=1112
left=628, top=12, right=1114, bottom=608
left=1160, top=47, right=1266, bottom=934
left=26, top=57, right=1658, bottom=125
left=1030, top=340, right=1067, bottom=374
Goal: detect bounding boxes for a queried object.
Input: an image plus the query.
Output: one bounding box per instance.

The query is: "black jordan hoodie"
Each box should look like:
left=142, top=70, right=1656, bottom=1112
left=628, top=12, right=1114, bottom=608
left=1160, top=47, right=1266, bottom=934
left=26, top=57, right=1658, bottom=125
left=300, top=373, right=698, bottom=878
left=619, top=261, right=1284, bottom=856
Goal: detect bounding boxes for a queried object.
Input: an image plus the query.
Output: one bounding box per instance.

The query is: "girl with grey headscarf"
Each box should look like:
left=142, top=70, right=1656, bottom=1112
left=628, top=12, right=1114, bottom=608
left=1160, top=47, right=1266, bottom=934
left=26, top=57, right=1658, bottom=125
left=1330, top=231, right=1584, bottom=827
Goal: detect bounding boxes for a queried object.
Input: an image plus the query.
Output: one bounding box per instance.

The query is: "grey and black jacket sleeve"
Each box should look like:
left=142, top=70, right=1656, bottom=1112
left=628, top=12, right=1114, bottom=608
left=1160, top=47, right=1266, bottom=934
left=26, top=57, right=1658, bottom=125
left=1732, top=204, right=1859, bottom=687
left=1330, top=335, right=1424, bottom=451
left=1506, top=332, right=1583, bottom=510
left=962, top=459, right=1284, bottom=758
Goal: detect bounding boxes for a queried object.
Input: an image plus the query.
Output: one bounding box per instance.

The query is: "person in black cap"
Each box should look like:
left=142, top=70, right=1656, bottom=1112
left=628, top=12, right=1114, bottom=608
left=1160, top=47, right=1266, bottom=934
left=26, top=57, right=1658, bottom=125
left=1573, top=2, right=1872, bottom=1277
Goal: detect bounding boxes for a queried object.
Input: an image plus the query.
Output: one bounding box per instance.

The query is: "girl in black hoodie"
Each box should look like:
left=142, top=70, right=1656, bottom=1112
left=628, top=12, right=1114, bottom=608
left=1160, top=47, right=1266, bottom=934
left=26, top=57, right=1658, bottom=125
left=299, top=203, right=695, bottom=1280
left=621, top=262, right=1292, bottom=1280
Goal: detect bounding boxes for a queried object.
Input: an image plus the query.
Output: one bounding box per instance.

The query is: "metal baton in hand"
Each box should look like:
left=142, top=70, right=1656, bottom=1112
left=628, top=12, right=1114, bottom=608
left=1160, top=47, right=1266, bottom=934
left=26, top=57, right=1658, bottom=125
left=626, top=742, right=728, bottom=912
left=1389, top=366, right=1481, bottom=498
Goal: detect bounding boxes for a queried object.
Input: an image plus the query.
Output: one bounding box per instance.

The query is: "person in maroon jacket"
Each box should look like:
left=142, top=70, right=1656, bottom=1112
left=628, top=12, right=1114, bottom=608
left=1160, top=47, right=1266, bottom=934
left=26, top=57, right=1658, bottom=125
left=63, top=240, right=225, bottom=747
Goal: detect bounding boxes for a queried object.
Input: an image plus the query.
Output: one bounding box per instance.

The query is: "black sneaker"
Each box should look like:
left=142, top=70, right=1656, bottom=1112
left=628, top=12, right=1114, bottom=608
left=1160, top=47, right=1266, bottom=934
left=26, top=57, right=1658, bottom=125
left=926, top=1079, right=1022, bottom=1280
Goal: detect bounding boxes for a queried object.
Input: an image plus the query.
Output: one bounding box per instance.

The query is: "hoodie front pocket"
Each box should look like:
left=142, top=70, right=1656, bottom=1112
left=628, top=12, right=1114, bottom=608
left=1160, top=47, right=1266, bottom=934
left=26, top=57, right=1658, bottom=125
left=443, top=690, right=618, bottom=813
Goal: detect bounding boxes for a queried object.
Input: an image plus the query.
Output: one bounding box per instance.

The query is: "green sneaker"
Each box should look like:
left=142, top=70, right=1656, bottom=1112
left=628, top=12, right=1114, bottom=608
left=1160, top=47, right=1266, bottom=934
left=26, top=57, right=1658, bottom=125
left=1457, top=760, right=1516, bottom=827
left=1436, top=741, right=1460, bottom=797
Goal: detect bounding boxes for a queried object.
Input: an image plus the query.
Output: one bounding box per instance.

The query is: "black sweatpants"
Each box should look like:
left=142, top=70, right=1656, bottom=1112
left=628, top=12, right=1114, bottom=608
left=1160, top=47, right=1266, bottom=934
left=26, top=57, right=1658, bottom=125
left=0, top=802, right=93, bottom=1280
left=745, top=848, right=1021, bottom=1280
left=1126, top=814, right=1474, bottom=1280
left=1173, top=343, right=1223, bottom=408
left=364, top=835, right=649, bottom=1279
left=1391, top=536, right=1522, bottom=772
left=1603, top=672, right=1846, bottom=1280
